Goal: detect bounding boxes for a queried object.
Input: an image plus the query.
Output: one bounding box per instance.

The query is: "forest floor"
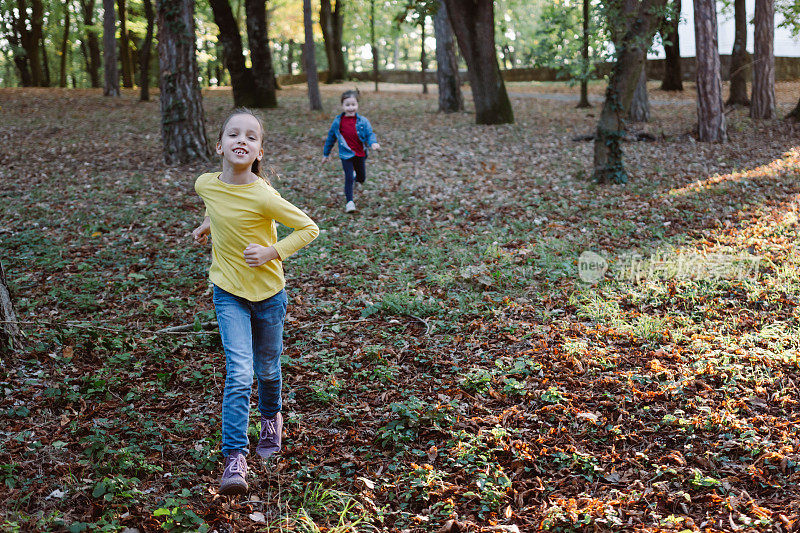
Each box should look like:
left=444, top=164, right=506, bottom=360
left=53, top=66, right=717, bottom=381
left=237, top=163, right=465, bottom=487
left=1, top=82, right=800, bottom=532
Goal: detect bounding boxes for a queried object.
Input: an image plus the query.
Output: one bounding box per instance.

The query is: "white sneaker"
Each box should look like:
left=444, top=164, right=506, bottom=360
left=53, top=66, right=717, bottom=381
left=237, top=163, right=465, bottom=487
left=345, top=201, right=356, bottom=213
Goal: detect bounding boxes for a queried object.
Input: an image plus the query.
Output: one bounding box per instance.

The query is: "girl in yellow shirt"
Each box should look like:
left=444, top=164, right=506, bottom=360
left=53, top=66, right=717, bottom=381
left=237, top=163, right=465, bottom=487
left=192, top=109, right=319, bottom=495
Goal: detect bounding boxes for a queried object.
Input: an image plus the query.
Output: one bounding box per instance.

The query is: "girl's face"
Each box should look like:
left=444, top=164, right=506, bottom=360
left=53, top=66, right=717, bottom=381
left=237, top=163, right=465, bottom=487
left=342, top=96, right=359, bottom=116
left=216, top=114, right=264, bottom=168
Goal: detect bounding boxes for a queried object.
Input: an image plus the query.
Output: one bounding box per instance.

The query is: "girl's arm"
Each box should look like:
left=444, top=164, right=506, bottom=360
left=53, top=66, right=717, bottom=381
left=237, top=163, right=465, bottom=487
left=192, top=216, right=211, bottom=245
left=264, top=192, right=319, bottom=261
left=364, top=117, right=378, bottom=147
left=322, top=121, right=338, bottom=157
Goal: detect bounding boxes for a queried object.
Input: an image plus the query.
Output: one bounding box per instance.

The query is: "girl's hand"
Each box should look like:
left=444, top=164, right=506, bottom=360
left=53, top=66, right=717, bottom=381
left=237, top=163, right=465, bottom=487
left=243, top=244, right=279, bottom=267
left=192, top=223, right=210, bottom=245
left=371, top=143, right=380, bottom=151
left=321, top=155, right=330, bottom=164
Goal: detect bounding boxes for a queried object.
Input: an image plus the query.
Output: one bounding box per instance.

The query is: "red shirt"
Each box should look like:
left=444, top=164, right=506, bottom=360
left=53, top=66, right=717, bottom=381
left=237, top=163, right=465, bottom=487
left=339, top=115, right=365, bottom=157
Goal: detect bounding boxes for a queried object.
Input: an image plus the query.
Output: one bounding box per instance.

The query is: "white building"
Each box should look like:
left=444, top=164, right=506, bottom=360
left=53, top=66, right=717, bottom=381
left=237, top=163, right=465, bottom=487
left=651, top=0, right=800, bottom=58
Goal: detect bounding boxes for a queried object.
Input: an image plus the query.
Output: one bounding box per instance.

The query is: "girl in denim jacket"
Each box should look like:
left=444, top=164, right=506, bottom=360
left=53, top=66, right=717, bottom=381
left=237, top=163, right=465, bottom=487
left=321, top=89, right=380, bottom=213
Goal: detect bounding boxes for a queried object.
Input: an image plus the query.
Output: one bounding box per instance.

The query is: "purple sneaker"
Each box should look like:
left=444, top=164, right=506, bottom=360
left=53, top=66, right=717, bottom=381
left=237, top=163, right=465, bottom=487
left=219, top=451, right=248, bottom=495
left=255, top=412, right=283, bottom=459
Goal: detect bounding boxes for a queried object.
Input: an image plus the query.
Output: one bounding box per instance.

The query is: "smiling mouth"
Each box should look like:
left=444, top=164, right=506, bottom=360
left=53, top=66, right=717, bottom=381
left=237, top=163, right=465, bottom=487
left=232, top=148, right=248, bottom=155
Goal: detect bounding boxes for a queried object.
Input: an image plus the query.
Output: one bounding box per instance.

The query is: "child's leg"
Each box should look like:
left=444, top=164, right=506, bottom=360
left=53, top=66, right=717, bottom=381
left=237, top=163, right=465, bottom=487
left=341, top=157, right=356, bottom=202
left=213, top=286, right=255, bottom=456
left=252, top=289, right=288, bottom=417
left=354, top=156, right=367, bottom=184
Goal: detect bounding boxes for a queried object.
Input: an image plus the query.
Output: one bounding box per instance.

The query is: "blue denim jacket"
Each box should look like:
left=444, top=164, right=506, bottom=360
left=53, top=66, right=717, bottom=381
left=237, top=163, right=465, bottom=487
left=322, top=113, right=378, bottom=160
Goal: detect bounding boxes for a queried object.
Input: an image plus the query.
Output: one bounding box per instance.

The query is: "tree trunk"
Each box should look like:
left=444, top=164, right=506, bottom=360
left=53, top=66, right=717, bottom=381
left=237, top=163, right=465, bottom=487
left=370, top=0, right=378, bottom=91
left=59, top=5, right=70, bottom=88
left=0, top=261, right=21, bottom=359
left=302, top=0, right=322, bottom=110
left=727, top=0, right=749, bottom=105
left=80, top=0, right=101, bottom=87
left=29, top=0, right=44, bottom=85
left=434, top=0, right=463, bottom=112
left=660, top=0, right=682, bottom=91
left=208, top=0, right=266, bottom=107
left=629, top=59, right=650, bottom=122
left=320, top=0, right=346, bottom=82
left=245, top=0, right=278, bottom=107
left=40, top=34, right=51, bottom=86
left=442, top=0, right=514, bottom=124
left=393, top=35, right=400, bottom=68
left=287, top=39, right=294, bottom=74
left=12, top=0, right=44, bottom=85
left=421, top=18, right=428, bottom=94
left=694, top=0, right=726, bottom=141
left=103, top=0, right=120, bottom=96
left=787, top=97, right=800, bottom=121
left=139, top=0, right=154, bottom=100
left=118, top=0, right=133, bottom=88
left=577, top=0, right=591, bottom=107
left=157, top=0, right=211, bottom=163
left=750, top=0, right=775, bottom=119
left=593, top=0, right=668, bottom=183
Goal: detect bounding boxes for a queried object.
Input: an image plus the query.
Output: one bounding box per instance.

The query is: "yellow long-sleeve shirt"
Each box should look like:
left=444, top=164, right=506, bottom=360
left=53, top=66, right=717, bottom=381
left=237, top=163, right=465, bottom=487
left=195, top=172, right=319, bottom=302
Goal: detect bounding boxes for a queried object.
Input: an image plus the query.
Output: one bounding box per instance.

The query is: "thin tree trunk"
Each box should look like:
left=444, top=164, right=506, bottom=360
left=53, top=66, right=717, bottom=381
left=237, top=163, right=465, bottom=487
left=750, top=0, right=775, bottom=119
left=80, top=0, right=101, bottom=87
left=593, top=0, right=668, bottom=183
left=208, top=0, right=261, bottom=107
left=370, top=0, right=378, bottom=91
left=660, top=0, right=682, bottom=91
left=629, top=58, right=650, bottom=122
left=787, top=97, right=800, bottom=121
left=0, top=261, right=21, bottom=359
left=30, top=0, right=44, bottom=85
left=59, top=5, right=70, bottom=88
left=393, top=35, right=400, bottom=68
left=103, top=0, right=120, bottom=96
left=7, top=11, right=33, bottom=86
left=245, top=0, right=278, bottom=107
left=320, top=0, right=345, bottom=82
left=694, top=0, right=726, bottom=141
left=442, top=0, right=514, bottom=125
left=577, top=0, right=591, bottom=107
left=302, top=0, right=322, bottom=110
left=434, top=0, right=463, bottom=112
left=40, top=34, right=51, bottom=86
left=118, top=0, right=133, bottom=88
left=727, top=0, right=749, bottom=105
left=421, top=18, right=427, bottom=94
left=139, top=0, right=154, bottom=100
left=287, top=39, right=294, bottom=74
left=157, top=0, right=211, bottom=163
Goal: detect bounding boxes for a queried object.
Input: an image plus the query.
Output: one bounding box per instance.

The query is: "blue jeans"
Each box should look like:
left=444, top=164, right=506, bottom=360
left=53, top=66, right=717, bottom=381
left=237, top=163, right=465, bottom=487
left=213, top=285, right=287, bottom=456
left=341, top=156, right=366, bottom=202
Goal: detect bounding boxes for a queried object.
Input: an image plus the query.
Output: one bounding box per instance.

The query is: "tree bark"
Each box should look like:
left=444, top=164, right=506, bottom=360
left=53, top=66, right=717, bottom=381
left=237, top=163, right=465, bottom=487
left=593, top=0, right=668, bottom=183
left=694, top=0, right=726, bottom=141
left=139, top=0, right=154, bottom=100
left=245, top=0, right=278, bottom=107
left=370, top=0, right=378, bottom=91
left=750, top=0, right=775, bottom=119
left=659, top=0, right=682, bottom=91
left=287, top=38, right=294, bottom=74
left=727, top=0, right=749, bottom=105
left=302, top=0, right=322, bottom=110
left=421, top=18, right=428, bottom=94
left=103, top=0, right=120, bottom=96
left=118, top=0, right=134, bottom=88
left=787, top=97, right=800, bottom=121
left=442, top=0, right=513, bottom=124
left=59, top=4, right=70, bottom=88
left=157, top=0, right=211, bottom=163
left=320, top=0, right=346, bottom=82
left=577, top=0, right=591, bottom=107
left=29, top=0, right=44, bottom=85
left=11, top=0, right=44, bottom=85
left=434, top=0, right=463, bottom=112
left=40, top=33, right=51, bottom=86
left=79, top=0, right=101, bottom=87
left=629, top=58, right=650, bottom=122
left=0, top=261, right=21, bottom=359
